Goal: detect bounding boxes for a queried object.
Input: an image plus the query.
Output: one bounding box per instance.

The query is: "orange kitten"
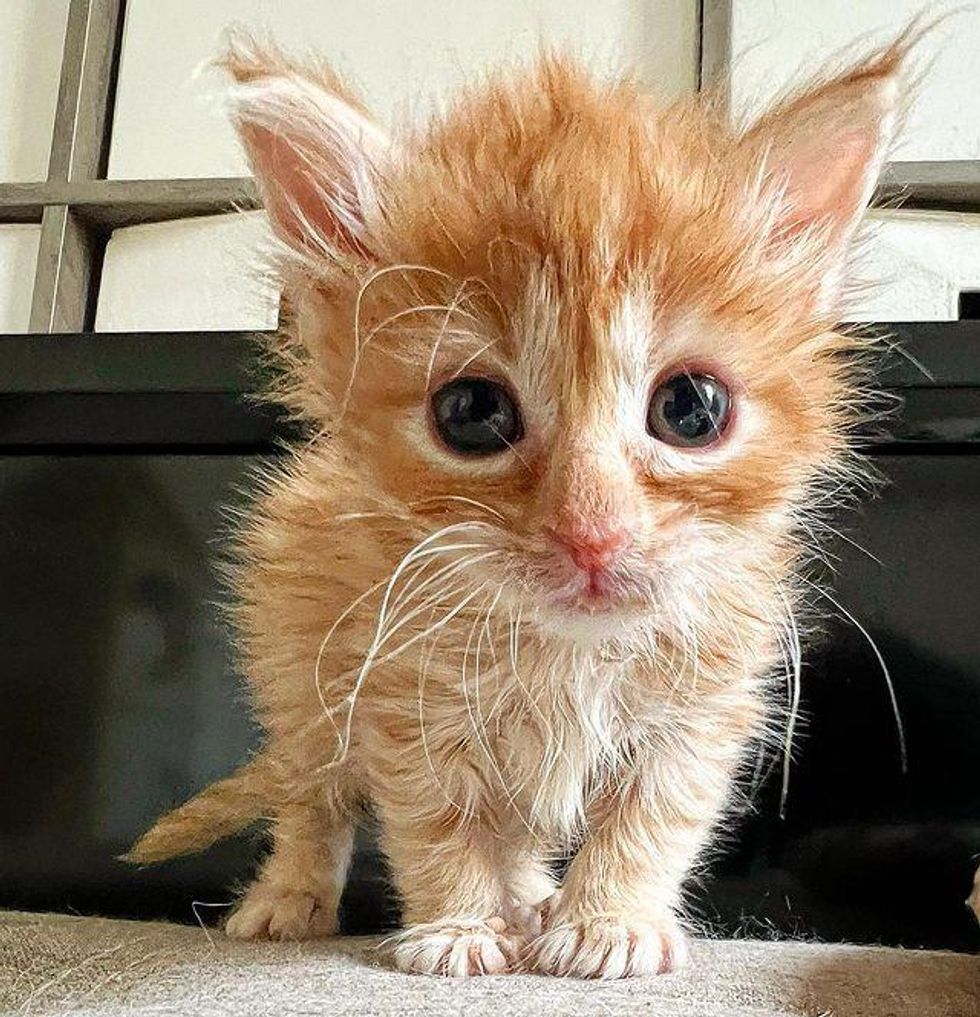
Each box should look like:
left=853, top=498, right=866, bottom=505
left=130, top=35, right=904, bottom=978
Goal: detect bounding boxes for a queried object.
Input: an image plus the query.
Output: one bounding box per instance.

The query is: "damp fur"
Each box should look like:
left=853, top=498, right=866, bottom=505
left=129, top=30, right=913, bottom=977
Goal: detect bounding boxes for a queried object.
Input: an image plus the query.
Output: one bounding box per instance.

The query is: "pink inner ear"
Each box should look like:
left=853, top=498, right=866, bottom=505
left=242, top=121, right=372, bottom=259
left=743, top=49, right=901, bottom=263
left=778, top=127, right=878, bottom=242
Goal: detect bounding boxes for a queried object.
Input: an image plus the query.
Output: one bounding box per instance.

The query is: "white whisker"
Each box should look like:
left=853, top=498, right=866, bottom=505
left=317, top=521, right=493, bottom=764
left=775, top=585, right=803, bottom=820
left=800, top=576, right=907, bottom=774
left=342, top=263, right=454, bottom=418
left=410, top=494, right=505, bottom=521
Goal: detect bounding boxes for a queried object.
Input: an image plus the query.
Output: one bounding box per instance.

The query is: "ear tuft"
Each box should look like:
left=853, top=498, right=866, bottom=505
left=218, top=30, right=389, bottom=264
left=740, top=35, right=909, bottom=269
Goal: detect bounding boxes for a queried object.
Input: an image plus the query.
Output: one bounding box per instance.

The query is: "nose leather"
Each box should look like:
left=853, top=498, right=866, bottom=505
left=548, top=524, right=629, bottom=574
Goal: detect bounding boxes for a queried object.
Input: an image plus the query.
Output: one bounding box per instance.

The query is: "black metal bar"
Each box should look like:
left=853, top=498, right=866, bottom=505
left=0, top=393, right=289, bottom=448
left=0, top=324, right=978, bottom=452
left=0, top=332, right=271, bottom=394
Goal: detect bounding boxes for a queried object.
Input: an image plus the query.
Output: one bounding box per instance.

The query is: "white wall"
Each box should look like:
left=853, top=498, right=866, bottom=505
left=95, top=213, right=279, bottom=332
left=2, top=1, right=976, bottom=333
left=108, top=0, right=698, bottom=180
left=0, top=2, right=69, bottom=331
left=849, top=212, right=980, bottom=322
left=97, top=0, right=699, bottom=330
left=0, top=0, right=70, bottom=181
left=0, top=226, right=40, bottom=332
left=728, top=1, right=980, bottom=161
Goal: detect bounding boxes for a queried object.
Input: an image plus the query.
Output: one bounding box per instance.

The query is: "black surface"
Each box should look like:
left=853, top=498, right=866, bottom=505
left=701, top=454, right=980, bottom=951
left=0, top=332, right=264, bottom=393
left=3, top=324, right=980, bottom=449
left=0, top=326, right=978, bottom=950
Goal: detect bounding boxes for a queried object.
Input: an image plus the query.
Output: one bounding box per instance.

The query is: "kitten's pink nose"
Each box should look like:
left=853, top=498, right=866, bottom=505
left=547, top=522, right=629, bottom=574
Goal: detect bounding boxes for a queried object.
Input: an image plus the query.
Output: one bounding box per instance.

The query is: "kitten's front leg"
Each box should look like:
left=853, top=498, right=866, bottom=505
left=225, top=797, right=354, bottom=941
left=526, top=733, right=742, bottom=979
left=379, top=801, right=540, bottom=976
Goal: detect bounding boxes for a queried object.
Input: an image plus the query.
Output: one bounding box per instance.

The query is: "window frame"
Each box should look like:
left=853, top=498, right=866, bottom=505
left=0, top=0, right=975, bottom=333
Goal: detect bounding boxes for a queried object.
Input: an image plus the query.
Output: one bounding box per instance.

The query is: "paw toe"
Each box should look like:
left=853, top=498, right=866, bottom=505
left=225, top=888, right=335, bottom=941
left=528, top=916, right=687, bottom=979
left=390, top=918, right=521, bottom=977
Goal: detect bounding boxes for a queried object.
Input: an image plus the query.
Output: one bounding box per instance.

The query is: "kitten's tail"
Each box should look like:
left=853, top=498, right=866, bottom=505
left=123, top=756, right=272, bottom=865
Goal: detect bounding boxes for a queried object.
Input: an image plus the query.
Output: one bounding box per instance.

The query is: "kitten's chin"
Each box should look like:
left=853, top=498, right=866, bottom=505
left=505, top=569, right=655, bottom=646
left=531, top=594, right=652, bottom=646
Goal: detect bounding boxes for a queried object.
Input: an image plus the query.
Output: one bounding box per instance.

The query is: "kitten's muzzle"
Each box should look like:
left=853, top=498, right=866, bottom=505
left=544, top=522, right=635, bottom=608
left=545, top=522, right=629, bottom=575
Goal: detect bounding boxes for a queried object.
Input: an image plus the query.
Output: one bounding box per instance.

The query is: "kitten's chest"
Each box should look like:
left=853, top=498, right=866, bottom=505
left=372, top=637, right=663, bottom=837
left=486, top=658, right=656, bottom=838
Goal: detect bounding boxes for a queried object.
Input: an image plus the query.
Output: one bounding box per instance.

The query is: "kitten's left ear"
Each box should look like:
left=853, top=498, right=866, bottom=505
left=739, top=39, right=905, bottom=293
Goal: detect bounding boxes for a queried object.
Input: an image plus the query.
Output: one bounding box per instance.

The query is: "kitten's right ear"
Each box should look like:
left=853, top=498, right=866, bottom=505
left=220, top=34, right=390, bottom=262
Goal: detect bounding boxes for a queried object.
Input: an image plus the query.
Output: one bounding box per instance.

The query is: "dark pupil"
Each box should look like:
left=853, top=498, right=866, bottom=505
left=431, top=377, right=523, bottom=456
left=648, top=373, right=730, bottom=447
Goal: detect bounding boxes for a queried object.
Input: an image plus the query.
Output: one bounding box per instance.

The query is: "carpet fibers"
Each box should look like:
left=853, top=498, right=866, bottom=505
left=2, top=911, right=978, bottom=1016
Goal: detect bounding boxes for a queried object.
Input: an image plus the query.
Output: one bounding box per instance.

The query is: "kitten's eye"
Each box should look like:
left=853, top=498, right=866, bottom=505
left=647, top=372, right=732, bottom=448
left=431, top=377, right=524, bottom=456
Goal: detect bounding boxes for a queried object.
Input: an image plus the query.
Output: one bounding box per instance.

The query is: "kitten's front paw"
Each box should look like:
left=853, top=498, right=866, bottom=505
left=526, top=915, right=688, bottom=979
left=389, top=917, right=522, bottom=976
left=225, top=886, right=337, bottom=941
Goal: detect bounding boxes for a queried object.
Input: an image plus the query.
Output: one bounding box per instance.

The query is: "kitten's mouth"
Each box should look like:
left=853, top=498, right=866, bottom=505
left=550, top=570, right=636, bottom=614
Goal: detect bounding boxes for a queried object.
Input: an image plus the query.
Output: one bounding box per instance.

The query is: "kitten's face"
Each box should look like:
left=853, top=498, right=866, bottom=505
left=329, top=239, right=839, bottom=646
left=228, top=46, right=898, bottom=647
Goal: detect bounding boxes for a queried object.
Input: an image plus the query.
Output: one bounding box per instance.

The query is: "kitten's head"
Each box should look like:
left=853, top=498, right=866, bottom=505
left=225, top=37, right=901, bottom=650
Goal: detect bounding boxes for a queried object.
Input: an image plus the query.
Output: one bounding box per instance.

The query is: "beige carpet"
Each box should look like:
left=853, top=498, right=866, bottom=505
left=1, top=910, right=978, bottom=1016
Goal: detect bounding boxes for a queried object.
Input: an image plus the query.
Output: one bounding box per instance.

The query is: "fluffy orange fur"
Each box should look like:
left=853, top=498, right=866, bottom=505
left=129, top=34, right=906, bottom=978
